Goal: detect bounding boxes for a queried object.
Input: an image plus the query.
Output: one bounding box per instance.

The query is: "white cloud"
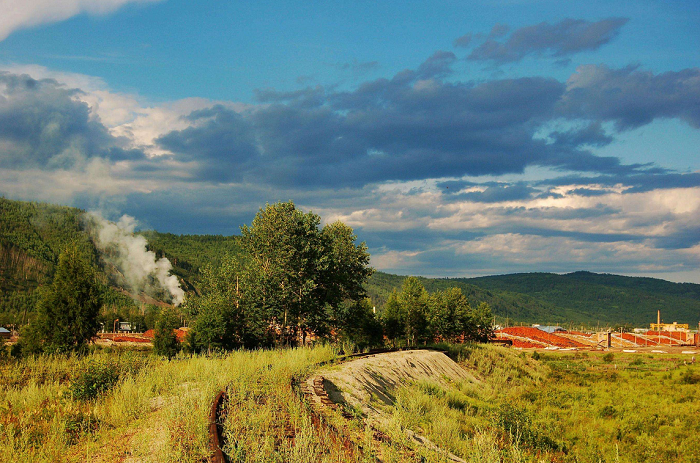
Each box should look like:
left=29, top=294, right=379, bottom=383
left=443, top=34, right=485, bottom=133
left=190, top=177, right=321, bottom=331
left=0, top=159, right=155, bottom=203
left=0, top=0, right=163, bottom=41
left=0, top=65, right=251, bottom=156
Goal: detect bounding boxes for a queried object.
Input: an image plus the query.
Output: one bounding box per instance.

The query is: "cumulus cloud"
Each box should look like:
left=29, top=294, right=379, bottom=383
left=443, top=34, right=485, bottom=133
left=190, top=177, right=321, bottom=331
left=560, top=64, right=700, bottom=129
left=153, top=61, right=696, bottom=188
left=0, top=0, right=163, bottom=41
left=0, top=72, right=138, bottom=169
left=468, top=18, right=628, bottom=63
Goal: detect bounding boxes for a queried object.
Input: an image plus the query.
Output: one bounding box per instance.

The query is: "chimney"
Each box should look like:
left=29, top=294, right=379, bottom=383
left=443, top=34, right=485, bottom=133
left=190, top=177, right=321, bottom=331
left=657, top=310, right=660, bottom=326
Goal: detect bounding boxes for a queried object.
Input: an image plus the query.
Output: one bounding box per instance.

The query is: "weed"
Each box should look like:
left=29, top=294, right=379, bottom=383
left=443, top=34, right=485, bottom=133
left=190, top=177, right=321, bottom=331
left=599, top=404, right=618, bottom=419
left=71, top=359, right=120, bottom=400
left=680, top=369, right=700, bottom=384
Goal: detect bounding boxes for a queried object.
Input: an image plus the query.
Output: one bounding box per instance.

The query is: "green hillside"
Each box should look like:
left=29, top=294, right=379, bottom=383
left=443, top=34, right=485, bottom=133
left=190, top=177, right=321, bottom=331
left=463, top=272, right=700, bottom=326
left=140, top=231, right=243, bottom=293
left=365, top=271, right=586, bottom=324
left=0, top=198, right=242, bottom=325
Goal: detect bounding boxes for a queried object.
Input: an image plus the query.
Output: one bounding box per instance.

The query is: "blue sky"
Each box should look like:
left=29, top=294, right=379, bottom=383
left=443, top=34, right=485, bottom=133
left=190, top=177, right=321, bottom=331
left=1, top=0, right=700, bottom=282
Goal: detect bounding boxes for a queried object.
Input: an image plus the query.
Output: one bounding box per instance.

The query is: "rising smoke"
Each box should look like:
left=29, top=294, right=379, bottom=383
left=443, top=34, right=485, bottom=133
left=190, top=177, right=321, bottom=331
left=85, top=212, right=185, bottom=306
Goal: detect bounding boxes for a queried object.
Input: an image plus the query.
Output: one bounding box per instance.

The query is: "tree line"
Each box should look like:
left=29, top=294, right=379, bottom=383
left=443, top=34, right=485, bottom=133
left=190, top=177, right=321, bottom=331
left=12, top=201, right=494, bottom=356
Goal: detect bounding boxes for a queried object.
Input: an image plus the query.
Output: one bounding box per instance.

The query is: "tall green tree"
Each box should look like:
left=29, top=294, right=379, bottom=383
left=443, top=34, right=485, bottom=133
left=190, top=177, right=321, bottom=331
left=241, top=201, right=322, bottom=344
left=187, top=255, right=270, bottom=352
left=465, top=302, right=495, bottom=343
left=240, top=201, right=372, bottom=345
left=382, top=289, right=404, bottom=345
left=399, top=277, right=430, bottom=346
left=428, top=287, right=472, bottom=343
left=153, top=307, right=180, bottom=358
left=22, top=245, right=102, bottom=354
left=318, top=221, right=373, bottom=308
left=334, top=298, right=383, bottom=350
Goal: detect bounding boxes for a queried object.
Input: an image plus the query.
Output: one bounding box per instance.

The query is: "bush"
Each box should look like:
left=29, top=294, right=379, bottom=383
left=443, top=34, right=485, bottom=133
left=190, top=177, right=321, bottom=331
left=153, top=308, right=180, bottom=358
left=680, top=369, right=700, bottom=385
left=71, top=360, right=120, bottom=400
left=599, top=405, right=618, bottom=418
left=602, top=353, right=615, bottom=363
left=497, top=403, right=559, bottom=452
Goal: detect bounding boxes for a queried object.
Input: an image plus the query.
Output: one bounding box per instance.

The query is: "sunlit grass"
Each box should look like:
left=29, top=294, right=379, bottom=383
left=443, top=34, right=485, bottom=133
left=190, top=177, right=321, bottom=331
left=2, top=344, right=699, bottom=462
left=0, top=346, right=339, bottom=462
left=379, top=347, right=700, bottom=462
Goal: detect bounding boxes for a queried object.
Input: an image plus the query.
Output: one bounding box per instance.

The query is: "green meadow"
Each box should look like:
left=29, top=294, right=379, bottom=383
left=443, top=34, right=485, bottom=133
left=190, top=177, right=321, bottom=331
left=1, top=344, right=698, bottom=462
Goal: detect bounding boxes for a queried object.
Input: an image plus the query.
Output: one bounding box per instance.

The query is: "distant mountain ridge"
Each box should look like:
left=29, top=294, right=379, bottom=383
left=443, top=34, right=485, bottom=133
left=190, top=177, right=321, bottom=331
left=366, top=271, right=700, bottom=327
left=1, top=197, right=698, bottom=327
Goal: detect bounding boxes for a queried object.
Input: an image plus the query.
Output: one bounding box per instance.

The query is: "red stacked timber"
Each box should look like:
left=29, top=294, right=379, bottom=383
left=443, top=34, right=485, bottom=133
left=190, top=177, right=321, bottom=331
left=495, top=333, right=548, bottom=348
left=566, top=331, right=591, bottom=337
left=112, top=336, right=151, bottom=343
left=511, top=339, right=548, bottom=348
left=496, top=327, right=588, bottom=348
left=645, top=331, right=687, bottom=345
left=142, top=328, right=188, bottom=342
left=619, top=332, right=658, bottom=346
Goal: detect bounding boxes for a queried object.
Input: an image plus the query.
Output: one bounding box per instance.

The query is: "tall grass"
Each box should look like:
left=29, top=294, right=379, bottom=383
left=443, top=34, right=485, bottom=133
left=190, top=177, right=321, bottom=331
left=0, top=346, right=339, bottom=462
left=2, top=345, right=698, bottom=462
left=378, top=347, right=700, bottom=463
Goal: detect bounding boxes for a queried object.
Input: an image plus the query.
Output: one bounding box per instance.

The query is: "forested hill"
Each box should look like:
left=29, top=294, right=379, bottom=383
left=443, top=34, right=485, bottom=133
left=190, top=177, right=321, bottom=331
left=0, top=197, right=241, bottom=325
left=463, top=272, right=700, bottom=326
left=1, top=197, right=698, bottom=327
left=366, top=271, right=700, bottom=326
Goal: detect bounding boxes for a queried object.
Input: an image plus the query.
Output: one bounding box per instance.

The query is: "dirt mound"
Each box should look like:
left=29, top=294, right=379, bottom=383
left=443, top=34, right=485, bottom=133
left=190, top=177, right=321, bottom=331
left=315, top=349, right=477, bottom=416
left=310, top=349, right=474, bottom=462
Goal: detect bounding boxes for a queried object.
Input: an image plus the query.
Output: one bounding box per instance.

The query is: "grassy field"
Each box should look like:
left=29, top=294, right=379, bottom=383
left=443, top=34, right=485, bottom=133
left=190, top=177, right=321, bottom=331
left=382, top=346, right=700, bottom=463
left=0, top=346, right=340, bottom=462
left=1, top=345, right=698, bottom=462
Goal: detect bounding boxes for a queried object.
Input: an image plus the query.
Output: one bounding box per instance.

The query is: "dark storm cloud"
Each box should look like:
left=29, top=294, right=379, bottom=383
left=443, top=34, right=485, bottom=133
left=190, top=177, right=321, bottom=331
left=452, top=33, right=472, bottom=48
left=155, top=73, right=572, bottom=186
left=0, top=72, right=140, bottom=169
left=654, top=227, right=700, bottom=250
left=151, top=57, right=700, bottom=188
left=156, top=105, right=258, bottom=182
left=487, top=24, right=510, bottom=39
left=541, top=172, right=700, bottom=193
left=468, top=18, right=628, bottom=63
left=559, top=64, right=700, bottom=130
left=548, top=122, right=613, bottom=148
left=415, top=51, right=457, bottom=79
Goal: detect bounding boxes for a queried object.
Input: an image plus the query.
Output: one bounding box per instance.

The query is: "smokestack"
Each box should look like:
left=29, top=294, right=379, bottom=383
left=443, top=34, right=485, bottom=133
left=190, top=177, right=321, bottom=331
left=657, top=310, right=660, bottom=326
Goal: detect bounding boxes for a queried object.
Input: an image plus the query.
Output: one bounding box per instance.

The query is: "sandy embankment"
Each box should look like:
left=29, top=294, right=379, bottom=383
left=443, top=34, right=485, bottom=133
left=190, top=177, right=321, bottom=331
left=309, top=349, right=478, bottom=462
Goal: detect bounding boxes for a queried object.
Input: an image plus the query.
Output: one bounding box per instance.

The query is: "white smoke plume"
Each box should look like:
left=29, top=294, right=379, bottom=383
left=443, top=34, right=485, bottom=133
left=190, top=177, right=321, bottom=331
left=85, top=212, right=185, bottom=306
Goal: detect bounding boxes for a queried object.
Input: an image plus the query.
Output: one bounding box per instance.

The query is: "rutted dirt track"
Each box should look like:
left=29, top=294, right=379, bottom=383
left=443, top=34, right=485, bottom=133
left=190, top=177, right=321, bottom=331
left=209, top=348, right=473, bottom=463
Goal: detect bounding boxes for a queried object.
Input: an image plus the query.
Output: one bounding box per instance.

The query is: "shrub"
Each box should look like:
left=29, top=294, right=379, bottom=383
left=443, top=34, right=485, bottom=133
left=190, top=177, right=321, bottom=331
left=602, top=353, right=614, bottom=363
left=497, top=403, right=559, bottom=452
left=680, top=369, right=700, bottom=385
left=599, top=405, right=618, bottom=418
left=153, top=308, right=180, bottom=358
left=71, top=360, right=120, bottom=400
